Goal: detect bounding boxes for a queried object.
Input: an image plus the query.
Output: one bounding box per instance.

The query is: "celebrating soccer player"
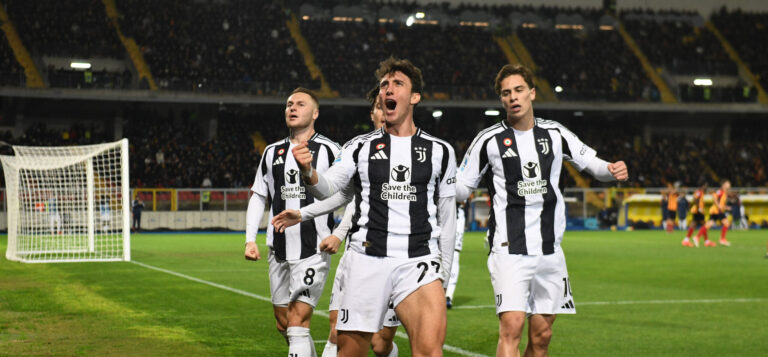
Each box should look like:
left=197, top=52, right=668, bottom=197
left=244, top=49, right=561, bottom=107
left=455, top=64, right=628, bottom=356
left=293, top=57, right=457, bottom=357
left=244, top=87, right=341, bottom=357
left=273, top=87, right=401, bottom=357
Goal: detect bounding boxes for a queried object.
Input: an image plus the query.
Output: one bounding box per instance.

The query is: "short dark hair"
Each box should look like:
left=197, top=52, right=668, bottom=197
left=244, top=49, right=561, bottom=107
left=375, top=57, right=424, bottom=94
left=366, top=86, right=380, bottom=112
left=290, top=87, right=319, bottom=107
left=494, top=64, right=535, bottom=96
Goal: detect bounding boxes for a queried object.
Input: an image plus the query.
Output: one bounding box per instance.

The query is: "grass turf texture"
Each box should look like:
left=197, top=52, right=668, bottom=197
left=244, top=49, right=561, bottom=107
left=1, top=229, right=767, bottom=356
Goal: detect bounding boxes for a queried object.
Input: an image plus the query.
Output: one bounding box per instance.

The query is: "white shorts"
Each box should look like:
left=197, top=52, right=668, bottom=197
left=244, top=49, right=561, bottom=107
left=268, top=249, right=331, bottom=308
left=336, top=250, right=439, bottom=333
left=487, top=249, right=575, bottom=316
left=329, top=252, right=401, bottom=327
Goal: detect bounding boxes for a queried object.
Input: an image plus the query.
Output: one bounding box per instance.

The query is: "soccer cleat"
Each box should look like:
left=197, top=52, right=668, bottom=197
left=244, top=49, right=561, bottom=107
left=693, top=236, right=700, bottom=248
left=446, top=297, right=453, bottom=309
left=704, top=240, right=717, bottom=247
left=681, top=240, right=693, bottom=247
left=719, top=239, right=731, bottom=247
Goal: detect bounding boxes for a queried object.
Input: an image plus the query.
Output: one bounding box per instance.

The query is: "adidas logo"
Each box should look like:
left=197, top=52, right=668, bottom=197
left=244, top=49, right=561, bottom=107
left=370, top=151, right=388, bottom=160
left=272, top=156, right=284, bottom=165
left=501, top=147, right=518, bottom=158
left=561, top=300, right=575, bottom=309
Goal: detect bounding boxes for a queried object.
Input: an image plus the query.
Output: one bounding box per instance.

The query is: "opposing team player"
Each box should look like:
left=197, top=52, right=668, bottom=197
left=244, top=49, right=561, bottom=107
left=244, top=87, right=341, bottom=357
left=702, top=179, right=732, bottom=246
left=274, top=87, right=401, bottom=357
left=455, top=64, right=628, bottom=356
left=445, top=202, right=467, bottom=309
left=293, top=57, right=457, bottom=356
left=682, top=183, right=708, bottom=247
left=664, top=183, right=679, bottom=233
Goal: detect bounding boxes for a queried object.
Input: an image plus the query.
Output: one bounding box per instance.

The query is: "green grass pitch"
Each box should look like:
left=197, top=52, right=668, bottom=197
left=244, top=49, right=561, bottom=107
left=2, top=229, right=767, bottom=356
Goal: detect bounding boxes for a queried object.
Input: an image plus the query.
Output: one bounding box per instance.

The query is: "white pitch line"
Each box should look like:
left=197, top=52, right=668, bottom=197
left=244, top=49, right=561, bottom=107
left=131, top=260, right=488, bottom=357
left=452, top=297, right=768, bottom=310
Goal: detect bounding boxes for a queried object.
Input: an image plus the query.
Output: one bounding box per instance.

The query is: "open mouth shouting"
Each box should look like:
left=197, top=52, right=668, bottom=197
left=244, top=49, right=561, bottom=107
left=385, top=99, right=397, bottom=111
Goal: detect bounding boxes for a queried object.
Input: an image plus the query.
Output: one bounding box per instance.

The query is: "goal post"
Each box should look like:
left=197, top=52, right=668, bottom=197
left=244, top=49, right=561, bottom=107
left=0, top=139, right=130, bottom=263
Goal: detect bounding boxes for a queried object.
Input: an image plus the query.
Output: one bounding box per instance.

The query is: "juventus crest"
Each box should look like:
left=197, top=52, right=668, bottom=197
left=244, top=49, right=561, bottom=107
left=414, top=146, right=427, bottom=163
left=537, top=138, right=550, bottom=155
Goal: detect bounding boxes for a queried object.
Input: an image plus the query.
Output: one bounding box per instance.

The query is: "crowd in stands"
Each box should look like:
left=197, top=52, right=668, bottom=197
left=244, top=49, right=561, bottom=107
left=5, top=0, right=123, bottom=59
left=0, top=37, right=24, bottom=87
left=301, top=19, right=505, bottom=99
left=518, top=27, right=657, bottom=102
left=0, top=1, right=765, bottom=104
left=711, top=8, right=768, bottom=93
left=117, top=0, right=315, bottom=94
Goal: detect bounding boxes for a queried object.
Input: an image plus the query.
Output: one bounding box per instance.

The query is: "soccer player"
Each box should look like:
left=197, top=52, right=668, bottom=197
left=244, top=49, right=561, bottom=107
left=276, top=87, right=401, bottom=357
left=244, top=87, right=341, bottom=357
left=292, top=57, right=457, bottom=356
left=445, top=202, right=466, bottom=309
left=702, top=179, right=732, bottom=246
left=48, top=195, right=61, bottom=235
left=676, top=187, right=689, bottom=231
left=664, top=183, right=679, bottom=233
left=682, top=183, right=708, bottom=247
left=455, top=63, right=628, bottom=356
left=99, top=198, right=111, bottom=232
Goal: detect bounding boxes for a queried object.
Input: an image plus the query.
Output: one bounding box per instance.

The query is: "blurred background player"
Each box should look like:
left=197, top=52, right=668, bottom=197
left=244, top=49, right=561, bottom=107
left=48, top=195, right=61, bottom=235
left=244, top=87, right=341, bottom=357
left=99, top=198, right=111, bottom=232
left=703, top=179, right=732, bottom=246
left=682, top=183, right=707, bottom=247
left=132, top=197, right=144, bottom=232
left=664, top=183, right=679, bottom=233
left=446, top=201, right=467, bottom=309
left=676, top=186, right=689, bottom=231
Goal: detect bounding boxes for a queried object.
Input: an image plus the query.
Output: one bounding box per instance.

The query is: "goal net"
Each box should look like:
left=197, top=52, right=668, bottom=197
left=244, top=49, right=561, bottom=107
left=0, top=139, right=130, bottom=263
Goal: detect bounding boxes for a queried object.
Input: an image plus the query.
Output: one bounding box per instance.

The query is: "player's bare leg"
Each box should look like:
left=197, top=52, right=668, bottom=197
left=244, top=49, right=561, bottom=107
left=395, top=280, right=446, bottom=357
left=287, top=301, right=317, bottom=356
left=273, top=305, right=289, bottom=343
left=523, top=314, right=556, bottom=357
left=497, top=311, right=525, bottom=357
left=321, top=310, right=339, bottom=357
left=372, top=326, right=398, bottom=357
left=338, top=330, right=373, bottom=357
left=719, top=220, right=731, bottom=246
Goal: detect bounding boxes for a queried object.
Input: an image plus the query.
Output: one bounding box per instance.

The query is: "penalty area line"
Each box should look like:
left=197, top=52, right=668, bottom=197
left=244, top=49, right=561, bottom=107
left=131, top=260, right=489, bottom=357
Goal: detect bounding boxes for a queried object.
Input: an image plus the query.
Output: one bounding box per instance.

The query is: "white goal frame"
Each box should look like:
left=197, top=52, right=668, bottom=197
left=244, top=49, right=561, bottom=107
left=1, top=139, right=130, bottom=263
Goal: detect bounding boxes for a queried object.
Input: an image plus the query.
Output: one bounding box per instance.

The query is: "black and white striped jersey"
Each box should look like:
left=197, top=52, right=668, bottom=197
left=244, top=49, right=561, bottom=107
left=320, top=128, right=456, bottom=258
left=252, top=133, right=341, bottom=261
left=457, top=118, right=597, bottom=255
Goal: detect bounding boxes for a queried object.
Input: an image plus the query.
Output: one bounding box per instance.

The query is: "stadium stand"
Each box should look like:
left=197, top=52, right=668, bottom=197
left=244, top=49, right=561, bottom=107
left=117, top=0, right=316, bottom=94
left=0, top=35, right=24, bottom=87
left=711, top=8, right=768, bottom=94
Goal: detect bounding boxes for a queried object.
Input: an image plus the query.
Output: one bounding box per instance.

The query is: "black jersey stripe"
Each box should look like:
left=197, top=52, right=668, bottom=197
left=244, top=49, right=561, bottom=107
left=365, top=134, right=391, bottom=257
left=534, top=127, right=556, bottom=255
left=495, top=130, right=527, bottom=255
left=408, top=134, right=433, bottom=258
left=271, top=141, right=290, bottom=260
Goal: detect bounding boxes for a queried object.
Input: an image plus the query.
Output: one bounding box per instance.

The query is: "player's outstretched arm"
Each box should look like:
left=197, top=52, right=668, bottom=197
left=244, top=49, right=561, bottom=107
left=607, top=160, right=629, bottom=181
left=272, top=209, right=301, bottom=233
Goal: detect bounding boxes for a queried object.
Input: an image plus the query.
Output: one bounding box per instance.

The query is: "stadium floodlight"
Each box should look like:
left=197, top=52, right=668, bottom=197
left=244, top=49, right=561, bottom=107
left=406, top=15, right=415, bottom=27
left=415, top=12, right=425, bottom=19
left=555, top=85, right=563, bottom=93
left=485, top=109, right=500, bottom=116
left=70, top=62, right=91, bottom=69
left=432, top=110, right=443, bottom=118
left=0, top=139, right=131, bottom=263
left=693, top=78, right=713, bottom=86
